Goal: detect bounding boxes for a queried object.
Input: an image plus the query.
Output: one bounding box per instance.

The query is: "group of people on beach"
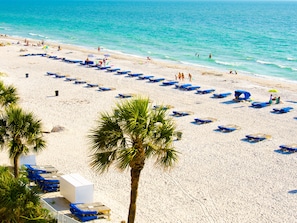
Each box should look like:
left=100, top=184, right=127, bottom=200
left=269, top=94, right=281, bottom=104
left=175, top=72, right=192, bottom=81
left=194, top=52, right=212, bottom=59
left=21, top=38, right=45, bottom=47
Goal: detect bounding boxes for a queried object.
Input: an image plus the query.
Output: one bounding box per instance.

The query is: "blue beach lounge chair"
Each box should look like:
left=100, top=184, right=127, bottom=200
left=196, top=89, right=215, bottom=94
left=74, top=80, right=87, bottom=84
left=107, top=68, right=121, bottom=72
left=153, top=105, right=173, bottom=110
left=218, top=124, right=240, bottom=132
left=251, top=102, right=270, bottom=108
left=161, top=80, right=179, bottom=86
left=54, top=74, right=66, bottom=78
left=138, top=75, right=154, bottom=80
left=86, top=83, right=99, bottom=88
left=245, top=133, right=271, bottom=142
left=172, top=111, right=193, bottom=117
left=46, top=72, right=57, bottom=76
left=213, top=92, right=232, bottom=98
left=118, top=93, right=134, bottom=98
left=99, top=66, right=111, bottom=70
left=149, top=77, right=165, bottom=82
left=279, top=144, right=297, bottom=153
left=127, top=73, right=143, bottom=77
left=194, top=117, right=217, bottom=124
left=117, top=70, right=131, bottom=75
left=67, top=59, right=83, bottom=64
left=175, top=83, right=192, bottom=90
left=70, top=202, right=111, bottom=221
left=184, top=85, right=200, bottom=91
left=98, top=87, right=115, bottom=91
left=65, top=77, right=77, bottom=81
left=272, top=107, right=293, bottom=114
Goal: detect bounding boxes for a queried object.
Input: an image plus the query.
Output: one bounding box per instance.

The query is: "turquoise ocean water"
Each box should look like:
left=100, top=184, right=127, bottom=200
left=1, top=0, right=297, bottom=81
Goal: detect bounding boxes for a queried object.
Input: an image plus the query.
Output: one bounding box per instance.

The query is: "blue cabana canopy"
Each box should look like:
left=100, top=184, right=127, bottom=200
left=234, top=90, right=251, bottom=101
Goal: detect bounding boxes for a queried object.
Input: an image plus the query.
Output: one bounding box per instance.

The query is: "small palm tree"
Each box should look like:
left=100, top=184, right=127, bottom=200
left=0, top=166, right=56, bottom=222
left=0, top=80, right=19, bottom=108
left=89, top=97, right=179, bottom=223
left=0, top=106, right=46, bottom=178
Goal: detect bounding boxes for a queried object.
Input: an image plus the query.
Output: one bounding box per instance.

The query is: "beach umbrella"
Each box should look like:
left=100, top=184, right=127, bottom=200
left=269, top=89, right=278, bottom=93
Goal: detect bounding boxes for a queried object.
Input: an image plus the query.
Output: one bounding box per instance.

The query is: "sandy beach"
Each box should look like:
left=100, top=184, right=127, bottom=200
left=0, top=36, right=297, bottom=223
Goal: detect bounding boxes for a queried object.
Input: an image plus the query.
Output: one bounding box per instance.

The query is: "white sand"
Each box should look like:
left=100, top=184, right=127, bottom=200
left=0, top=36, right=297, bottom=223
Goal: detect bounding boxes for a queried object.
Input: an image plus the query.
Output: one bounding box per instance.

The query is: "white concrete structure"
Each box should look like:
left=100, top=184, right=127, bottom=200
left=60, top=173, right=94, bottom=203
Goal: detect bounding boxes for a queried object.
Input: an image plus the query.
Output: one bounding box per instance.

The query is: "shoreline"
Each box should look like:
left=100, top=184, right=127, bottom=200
left=2, top=33, right=297, bottom=86
left=1, top=35, right=297, bottom=223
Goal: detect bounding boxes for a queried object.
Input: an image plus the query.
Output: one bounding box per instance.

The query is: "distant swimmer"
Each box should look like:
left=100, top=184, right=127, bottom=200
left=209, top=53, right=212, bottom=59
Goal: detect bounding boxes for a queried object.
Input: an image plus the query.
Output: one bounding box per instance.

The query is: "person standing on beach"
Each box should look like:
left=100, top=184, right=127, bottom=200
left=269, top=94, right=273, bottom=104
left=188, top=73, right=192, bottom=82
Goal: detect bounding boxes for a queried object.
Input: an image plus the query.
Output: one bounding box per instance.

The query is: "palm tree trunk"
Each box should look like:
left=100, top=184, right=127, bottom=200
left=128, top=167, right=142, bottom=223
left=13, top=154, right=20, bottom=178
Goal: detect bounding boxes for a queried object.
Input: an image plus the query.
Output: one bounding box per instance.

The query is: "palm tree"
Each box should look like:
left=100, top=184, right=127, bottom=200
left=0, top=80, right=19, bottom=108
left=0, top=106, right=46, bottom=178
left=89, top=97, right=179, bottom=223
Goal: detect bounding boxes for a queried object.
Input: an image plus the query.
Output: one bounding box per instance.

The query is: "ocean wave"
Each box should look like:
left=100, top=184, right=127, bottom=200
left=256, top=60, right=296, bottom=72
left=256, top=60, right=273, bottom=65
left=28, top=32, right=47, bottom=39
left=0, top=26, right=7, bottom=30
left=287, top=57, right=296, bottom=61
left=161, top=55, right=179, bottom=62
left=215, top=60, right=239, bottom=66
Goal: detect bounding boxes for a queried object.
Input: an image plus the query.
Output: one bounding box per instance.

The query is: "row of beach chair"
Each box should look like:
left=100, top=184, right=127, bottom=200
left=26, top=54, right=296, bottom=152
left=25, top=164, right=61, bottom=193
left=169, top=109, right=296, bottom=149
left=24, top=163, right=111, bottom=222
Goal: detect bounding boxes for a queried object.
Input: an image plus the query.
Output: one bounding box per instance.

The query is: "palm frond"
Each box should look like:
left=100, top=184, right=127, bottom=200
left=116, top=147, right=138, bottom=170
left=0, top=81, right=19, bottom=107
left=89, top=150, right=118, bottom=173
left=89, top=96, right=179, bottom=173
left=154, top=147, right=179, bottom=169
